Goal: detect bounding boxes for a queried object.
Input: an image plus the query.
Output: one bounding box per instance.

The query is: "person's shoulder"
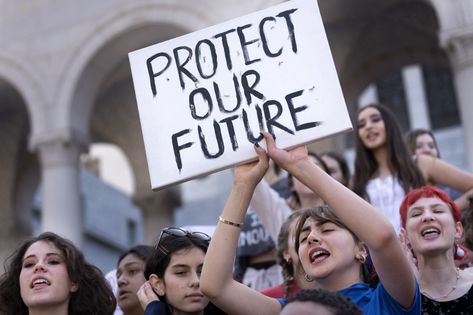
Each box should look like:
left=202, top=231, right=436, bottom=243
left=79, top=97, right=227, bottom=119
left=374, top=281, right=421, bottom=314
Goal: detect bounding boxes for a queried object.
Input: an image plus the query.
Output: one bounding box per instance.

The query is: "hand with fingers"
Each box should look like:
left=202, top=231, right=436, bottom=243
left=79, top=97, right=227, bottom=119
left=137, top=281, right=159, bottom=310
left=233, top=142, right=269, bottom=188
left=260, top=131, right=309, bottom=171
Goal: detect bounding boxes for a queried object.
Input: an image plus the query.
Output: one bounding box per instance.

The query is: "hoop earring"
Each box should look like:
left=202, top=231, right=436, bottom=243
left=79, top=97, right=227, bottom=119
left=304, top=273, right=314, bottom=282
left=357, top=254, right=367, bottom=264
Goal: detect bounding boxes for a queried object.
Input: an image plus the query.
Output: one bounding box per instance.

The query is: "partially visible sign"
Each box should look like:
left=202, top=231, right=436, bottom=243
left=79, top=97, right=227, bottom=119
left=237, top=209, right=275, bottom=257
left=129, top=0, right=351, bottom=190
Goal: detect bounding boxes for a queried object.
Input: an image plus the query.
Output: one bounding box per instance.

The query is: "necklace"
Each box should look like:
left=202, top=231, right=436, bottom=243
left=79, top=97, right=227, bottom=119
left=421, top=268, right=460, bottom=300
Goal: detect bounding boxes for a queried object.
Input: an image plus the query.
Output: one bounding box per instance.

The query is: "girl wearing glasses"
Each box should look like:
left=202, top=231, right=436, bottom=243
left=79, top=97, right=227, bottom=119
left=138, top=228, right=225, bottom=315
left=200, top=132, right=421, bottom=314
left=0, top=232, right=116, bottom=315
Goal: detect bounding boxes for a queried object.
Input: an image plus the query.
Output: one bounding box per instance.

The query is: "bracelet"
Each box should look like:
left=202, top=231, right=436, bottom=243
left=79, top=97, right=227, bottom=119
left=218, top=216, right=243, bottom=228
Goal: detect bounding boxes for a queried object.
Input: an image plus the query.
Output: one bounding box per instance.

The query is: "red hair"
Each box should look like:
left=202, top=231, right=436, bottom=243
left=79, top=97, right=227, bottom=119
left=399, top=185, right=461, bottom=228
left=399, top=186, right=466, bottom=260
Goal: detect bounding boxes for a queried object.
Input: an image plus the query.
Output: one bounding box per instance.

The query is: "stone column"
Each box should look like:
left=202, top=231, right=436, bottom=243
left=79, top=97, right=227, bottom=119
left=36, top=137, right=84, bottom=247
left=402, top=65, right=430, bottom=130
left=433, top=0, right=473, bottom=171
left=442, top=34, right=473, bottom=171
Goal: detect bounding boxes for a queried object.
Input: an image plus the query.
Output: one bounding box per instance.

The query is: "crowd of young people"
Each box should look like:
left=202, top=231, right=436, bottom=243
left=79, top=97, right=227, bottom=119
left=1, top=103, right=472, bottom=315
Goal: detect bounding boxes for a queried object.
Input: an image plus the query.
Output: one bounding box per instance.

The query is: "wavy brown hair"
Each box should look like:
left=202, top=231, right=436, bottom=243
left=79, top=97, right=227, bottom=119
left=0, top=232, right=116, bottom=315
left=276, top=211, right=304, bottom=299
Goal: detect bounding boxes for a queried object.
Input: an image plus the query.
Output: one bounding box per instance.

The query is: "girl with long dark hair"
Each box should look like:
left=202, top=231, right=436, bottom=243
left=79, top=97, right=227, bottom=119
left=352, top=104, right=473, bottom=233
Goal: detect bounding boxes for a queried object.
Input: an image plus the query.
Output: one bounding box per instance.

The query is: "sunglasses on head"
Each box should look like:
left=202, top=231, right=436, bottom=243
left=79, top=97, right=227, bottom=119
left=156, top=227, right=211, bottom=256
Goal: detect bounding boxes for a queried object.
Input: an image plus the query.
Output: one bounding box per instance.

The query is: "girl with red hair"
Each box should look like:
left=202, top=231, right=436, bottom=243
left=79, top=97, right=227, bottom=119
left=400, top=186, right=473, bottom=314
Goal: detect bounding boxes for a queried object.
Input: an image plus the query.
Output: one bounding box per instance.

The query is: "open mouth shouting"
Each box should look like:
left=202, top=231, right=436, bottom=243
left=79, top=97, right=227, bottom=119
left=309, top=247, right=330, bottom=264
left=420, top=226, right=441, bottom=240
left=31, top=277, right=50, bottom=289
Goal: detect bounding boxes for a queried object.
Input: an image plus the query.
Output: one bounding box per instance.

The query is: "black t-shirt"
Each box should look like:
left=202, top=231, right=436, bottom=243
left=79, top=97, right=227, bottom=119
left=422, top=285, right=473, bottom=314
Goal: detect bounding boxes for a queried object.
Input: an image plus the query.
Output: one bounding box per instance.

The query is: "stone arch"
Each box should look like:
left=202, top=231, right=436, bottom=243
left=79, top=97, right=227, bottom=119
left=306, top=0, right=446, bottom=152
left=0, top=52, right=46, bottom=249
left=0, top=76, right=39, bottom=263
left=336, top=0, right=445, bottom=107
left=55, top=2, right=220, bottom=241
left=0, top=51, right=48, bottom=138
left=55, top=2, right=215, bottom=142
left=346, top=1, right=440, bottom=106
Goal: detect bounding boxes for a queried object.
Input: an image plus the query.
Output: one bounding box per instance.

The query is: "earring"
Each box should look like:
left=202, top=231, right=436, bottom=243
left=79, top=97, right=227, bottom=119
left=357, top=254, right=367, bottom=264
left=456, top=244, right=466, bottom=258
left=304, top=273, right=314, bottom=282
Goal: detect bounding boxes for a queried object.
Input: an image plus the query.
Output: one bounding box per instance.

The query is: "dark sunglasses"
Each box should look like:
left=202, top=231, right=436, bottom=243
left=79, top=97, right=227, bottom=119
left=156, top=227, right=211, bottom=255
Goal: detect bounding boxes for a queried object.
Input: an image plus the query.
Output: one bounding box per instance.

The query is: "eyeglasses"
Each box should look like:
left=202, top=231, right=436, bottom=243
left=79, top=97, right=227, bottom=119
left=156, top=227, right=211, bottom=256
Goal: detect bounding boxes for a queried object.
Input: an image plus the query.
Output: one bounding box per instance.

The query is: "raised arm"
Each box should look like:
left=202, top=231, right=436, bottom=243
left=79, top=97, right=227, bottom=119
left=200, top=145, right=281, bottom=315
left=262, top=132, right=417, bottom=309
left=417, top=154, right=473, bottom=209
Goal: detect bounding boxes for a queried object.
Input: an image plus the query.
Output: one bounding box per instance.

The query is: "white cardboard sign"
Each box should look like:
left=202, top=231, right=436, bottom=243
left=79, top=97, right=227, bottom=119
left=129, top=0, right=351, bottom=190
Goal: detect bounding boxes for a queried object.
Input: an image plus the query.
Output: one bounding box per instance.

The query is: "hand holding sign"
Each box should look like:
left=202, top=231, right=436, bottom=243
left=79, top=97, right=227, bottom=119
left=233, top=142, right=269, bottom=189
left=260, top=131, right=309, bottom=170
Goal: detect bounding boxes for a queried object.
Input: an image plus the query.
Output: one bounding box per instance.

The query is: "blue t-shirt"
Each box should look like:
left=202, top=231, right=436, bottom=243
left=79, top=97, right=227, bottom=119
left=278, top=282, right=421, bottom=315
left=339, top=282, right=420, bottom=315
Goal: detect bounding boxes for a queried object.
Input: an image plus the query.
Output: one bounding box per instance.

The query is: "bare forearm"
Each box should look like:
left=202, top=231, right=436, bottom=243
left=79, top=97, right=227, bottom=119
left=201, top=183, right=254, bottom=298
left=420, top=155, right=473, bottom=193
left=288, top=159, right=396, bottom=249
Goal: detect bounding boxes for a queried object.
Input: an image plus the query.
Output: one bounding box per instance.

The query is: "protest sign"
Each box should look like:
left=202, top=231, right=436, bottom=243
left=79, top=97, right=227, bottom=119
left=129, top=0, right=351, bottom=190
